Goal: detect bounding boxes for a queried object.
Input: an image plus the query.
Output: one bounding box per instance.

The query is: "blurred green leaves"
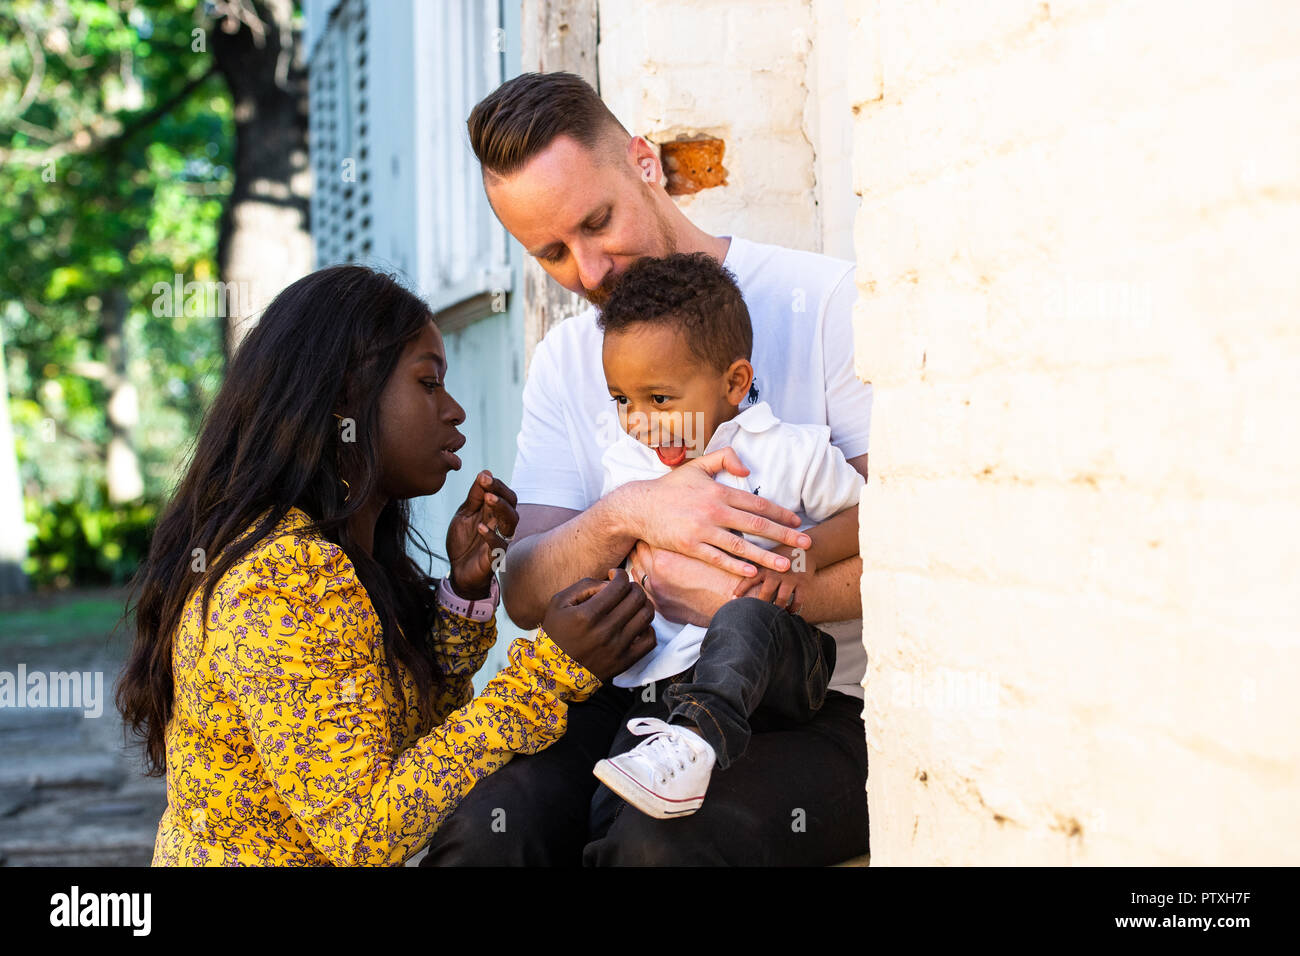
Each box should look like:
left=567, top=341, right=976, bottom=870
left=22, top=492, right=157, bottom=588
left=2, top=0, right=230, bottom=586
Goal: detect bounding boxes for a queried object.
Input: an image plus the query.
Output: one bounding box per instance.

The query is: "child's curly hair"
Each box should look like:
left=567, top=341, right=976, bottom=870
left=596, top=252, right=753, bottom=374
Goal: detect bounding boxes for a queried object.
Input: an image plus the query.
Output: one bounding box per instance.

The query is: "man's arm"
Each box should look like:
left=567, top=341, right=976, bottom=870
left=500, top=449, right=816, bottom=630
left=499, top=496, right=636, bottom=630
left=630, top=452, right=868, bottom=626
left=788, top=439, right=869, bottom=574
left=790, top=551, right=864, bottom=623
left=788, top=505, right=861, bottom=576
left=779, top=449, right=869, bottom=620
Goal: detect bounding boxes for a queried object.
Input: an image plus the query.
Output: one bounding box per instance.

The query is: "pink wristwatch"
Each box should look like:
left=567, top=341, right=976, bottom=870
left=437, top=575, right=500, bottom=622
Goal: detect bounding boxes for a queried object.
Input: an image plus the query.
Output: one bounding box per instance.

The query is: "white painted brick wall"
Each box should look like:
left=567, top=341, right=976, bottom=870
left=598, top=0, right=856, bottom=254
left=808, top=0, right=857, bottom=258
left=851, top=0, right=1300, bottom=864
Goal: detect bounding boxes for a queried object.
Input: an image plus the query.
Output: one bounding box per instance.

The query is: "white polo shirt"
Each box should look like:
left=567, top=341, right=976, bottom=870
left=598, top=401, right=866, bottom=689
left=509, top=235, right=873, bottom=698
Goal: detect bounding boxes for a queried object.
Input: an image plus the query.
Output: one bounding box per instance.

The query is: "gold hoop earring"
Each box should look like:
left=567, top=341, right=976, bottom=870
left=332, top=412, right=351, bottom=503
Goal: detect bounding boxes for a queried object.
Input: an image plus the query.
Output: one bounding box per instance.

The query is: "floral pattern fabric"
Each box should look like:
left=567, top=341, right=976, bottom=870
left=151, top=507, right=599, bottom=866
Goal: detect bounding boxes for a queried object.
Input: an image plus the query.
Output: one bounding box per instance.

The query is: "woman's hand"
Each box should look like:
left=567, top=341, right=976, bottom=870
left=446, top=470, right=518, bottom=599
left=540, top=570, right=656, bottom=682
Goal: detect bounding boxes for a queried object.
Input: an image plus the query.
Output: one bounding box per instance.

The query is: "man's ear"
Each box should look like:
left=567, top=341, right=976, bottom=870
left=628, top=136, right=662, bottom=186
left=724, top=359, right=755, bottom=405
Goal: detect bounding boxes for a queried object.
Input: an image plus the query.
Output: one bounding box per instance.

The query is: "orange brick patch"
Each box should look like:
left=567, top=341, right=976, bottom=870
left=660, top=137, right=728, bottom=195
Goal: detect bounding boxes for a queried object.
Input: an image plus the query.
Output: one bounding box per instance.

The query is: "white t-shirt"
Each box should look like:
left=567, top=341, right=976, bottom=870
left=509, top=235, right=873, bottom=698
left=599, top=401, right=866, bottom=689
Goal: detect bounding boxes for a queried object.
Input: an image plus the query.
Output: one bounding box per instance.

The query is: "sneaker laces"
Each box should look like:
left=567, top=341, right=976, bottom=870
left=625, top=718, right=711, bottom=785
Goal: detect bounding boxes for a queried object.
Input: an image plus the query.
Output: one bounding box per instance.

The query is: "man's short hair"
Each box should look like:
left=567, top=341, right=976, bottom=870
left=596, top=253, right=753, bottom=373
left=467, top=71, right=629, bottom=179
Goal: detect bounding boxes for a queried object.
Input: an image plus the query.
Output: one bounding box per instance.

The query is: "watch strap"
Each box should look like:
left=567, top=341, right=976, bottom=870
left=438, top=575, right=499, bottom=622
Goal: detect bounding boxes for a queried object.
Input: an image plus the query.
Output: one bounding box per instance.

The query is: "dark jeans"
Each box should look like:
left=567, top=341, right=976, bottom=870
left=420, top=598, right=868, bottom=866
left=659, top=595, right=838, bottom=770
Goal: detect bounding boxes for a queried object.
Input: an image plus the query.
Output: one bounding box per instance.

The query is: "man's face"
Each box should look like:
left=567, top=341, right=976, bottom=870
left=485, top=135, right=676, bottom=306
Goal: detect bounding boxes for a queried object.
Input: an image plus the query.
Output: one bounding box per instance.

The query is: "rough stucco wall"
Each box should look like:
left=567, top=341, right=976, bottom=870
left=806, top=0, right=856, bottom=260
left=849, top=0, right=1300, bottom=864
left=598, top=0, right=820, bottom=250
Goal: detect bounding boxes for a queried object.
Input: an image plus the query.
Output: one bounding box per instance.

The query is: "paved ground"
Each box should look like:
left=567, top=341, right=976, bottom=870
left=0, top=587, right=437, bottom=867
left=0, top=608, right=165, bottom=867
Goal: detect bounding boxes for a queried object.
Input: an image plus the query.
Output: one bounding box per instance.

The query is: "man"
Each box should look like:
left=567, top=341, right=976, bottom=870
left=421, top=72, right=872, bottom=866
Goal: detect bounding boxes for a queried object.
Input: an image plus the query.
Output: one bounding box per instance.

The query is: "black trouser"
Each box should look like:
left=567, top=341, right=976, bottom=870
left=659, top=595, right=838, bottom=770
left=420, top=598, right=868, bottom=866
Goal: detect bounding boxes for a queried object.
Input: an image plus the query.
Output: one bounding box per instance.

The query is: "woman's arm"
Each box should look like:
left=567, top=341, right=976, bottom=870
left=228, top=543, right=598, bottom=867
left=425, top=613, right=496, bottom=725
left=424, top=579, right=501, bottom=723
left=380, top=630, right=598, bottom=863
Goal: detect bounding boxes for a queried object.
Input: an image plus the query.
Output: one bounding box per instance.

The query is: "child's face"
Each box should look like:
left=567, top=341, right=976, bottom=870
left=602, top=323, right=753, bottom=468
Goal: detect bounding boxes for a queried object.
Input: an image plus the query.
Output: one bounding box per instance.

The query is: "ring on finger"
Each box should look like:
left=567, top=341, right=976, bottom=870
left=491, top=526, right=513, bottom=543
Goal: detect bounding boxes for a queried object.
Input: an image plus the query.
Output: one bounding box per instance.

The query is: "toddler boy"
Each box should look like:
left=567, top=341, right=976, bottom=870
left=592, top=252, right=865, bottom=819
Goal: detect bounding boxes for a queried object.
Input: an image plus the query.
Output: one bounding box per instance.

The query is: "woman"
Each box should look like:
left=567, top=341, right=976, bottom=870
left=117, top=265, right=655, bottom=866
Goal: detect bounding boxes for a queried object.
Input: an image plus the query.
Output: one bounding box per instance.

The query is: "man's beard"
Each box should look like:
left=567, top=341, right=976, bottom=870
left=583, top=203, right=678, bottom=308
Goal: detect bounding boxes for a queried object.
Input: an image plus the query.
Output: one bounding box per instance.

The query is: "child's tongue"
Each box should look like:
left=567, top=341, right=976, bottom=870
left=655, top=444, right=688, bottom=467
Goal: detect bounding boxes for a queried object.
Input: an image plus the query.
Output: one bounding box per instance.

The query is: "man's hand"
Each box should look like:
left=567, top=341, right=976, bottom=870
left=629, top=541, right=738, bottom=627
left=630, top=539, right=815, bottom=626
left=623, top=446, right=812, bottom=578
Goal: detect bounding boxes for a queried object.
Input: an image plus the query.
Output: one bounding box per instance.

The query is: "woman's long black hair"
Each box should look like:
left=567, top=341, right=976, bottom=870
left=117, top=265, right=447, bottom=775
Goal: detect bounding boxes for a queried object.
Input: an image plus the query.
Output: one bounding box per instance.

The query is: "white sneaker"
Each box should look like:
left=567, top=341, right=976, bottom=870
left=593, top=718, right=717, bottom=819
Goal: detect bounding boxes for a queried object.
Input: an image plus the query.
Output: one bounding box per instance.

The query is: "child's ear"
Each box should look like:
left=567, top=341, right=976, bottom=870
left=724, top=359, right=754, bottom=405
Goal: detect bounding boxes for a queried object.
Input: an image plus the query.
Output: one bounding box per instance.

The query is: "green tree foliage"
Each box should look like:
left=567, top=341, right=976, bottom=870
left=2, top=0, right=232, bottom=587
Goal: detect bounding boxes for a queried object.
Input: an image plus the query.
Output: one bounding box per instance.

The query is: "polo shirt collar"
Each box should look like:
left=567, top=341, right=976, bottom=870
left=705, top=400, right=779, bottom=452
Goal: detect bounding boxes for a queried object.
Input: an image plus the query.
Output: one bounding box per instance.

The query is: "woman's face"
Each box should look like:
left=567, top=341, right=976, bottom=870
left=375, top=319, right=467, bottom=498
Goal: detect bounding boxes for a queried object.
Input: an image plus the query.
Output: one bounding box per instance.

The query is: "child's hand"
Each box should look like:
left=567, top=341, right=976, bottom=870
left=731, top=563, right=802, bottom=615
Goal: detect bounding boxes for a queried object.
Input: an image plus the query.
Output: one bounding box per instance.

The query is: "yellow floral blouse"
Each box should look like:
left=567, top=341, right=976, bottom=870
left=151, top=507, right=599, bottom=866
